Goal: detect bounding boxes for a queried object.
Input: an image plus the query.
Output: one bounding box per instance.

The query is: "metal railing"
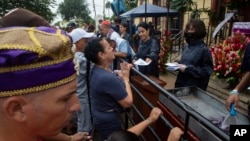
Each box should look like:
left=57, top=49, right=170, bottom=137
left=124, top=66, right=229, bottom=141
left=169, top=31, right=184, bottom=62
left=205, top=24, right=230, bottom=46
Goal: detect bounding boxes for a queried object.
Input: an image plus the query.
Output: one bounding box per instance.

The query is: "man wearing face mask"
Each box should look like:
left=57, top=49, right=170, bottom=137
left=174, top=19, right=213, bottom=91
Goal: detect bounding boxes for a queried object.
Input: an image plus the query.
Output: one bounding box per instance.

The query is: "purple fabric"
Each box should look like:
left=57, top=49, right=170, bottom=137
left=0, top=27, right=71, bottom=67
left=232, top=28, right=250, bottom=34
left=0, top=60, right=75, bottom=91
left=37, top=26, right=70, bottom=38
left=36, top=26, right=71, bottom=44
left=0, top=50, right=38, bottom=67
left=37, top=26, right=57, bottom=34
left=0, top=26, right=75, bottom=94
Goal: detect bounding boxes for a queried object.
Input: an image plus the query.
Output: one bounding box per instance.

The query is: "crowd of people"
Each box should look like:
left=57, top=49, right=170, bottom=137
left=0, top=7, right=184, bottom=141
left=1, top=7, right=249, bottom=141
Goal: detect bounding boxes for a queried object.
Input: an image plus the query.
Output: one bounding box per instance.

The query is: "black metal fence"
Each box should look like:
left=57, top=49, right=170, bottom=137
left=124, top=67, right=229, bottom=141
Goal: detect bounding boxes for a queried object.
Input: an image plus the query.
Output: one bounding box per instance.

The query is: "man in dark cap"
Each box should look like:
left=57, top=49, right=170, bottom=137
left=66, top=21, right=78, bottom=33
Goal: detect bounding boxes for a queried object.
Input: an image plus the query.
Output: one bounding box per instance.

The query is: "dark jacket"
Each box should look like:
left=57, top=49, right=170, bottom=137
left=175, top=40, right=213, bottom=90
left=121, top=33, right=132, bottom=45
left=241, top=43, right=250, bottom=71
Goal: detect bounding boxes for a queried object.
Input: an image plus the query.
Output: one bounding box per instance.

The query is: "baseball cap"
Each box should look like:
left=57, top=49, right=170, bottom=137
left=101, top=20, right=111, bottom=27
left=69, top=28, right=94, bottom=43
left=67, top=22, right=77, bottom=28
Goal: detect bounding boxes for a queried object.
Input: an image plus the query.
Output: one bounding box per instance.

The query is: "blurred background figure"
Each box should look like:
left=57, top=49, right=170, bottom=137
left=99, top=20, right=120, bottom=39
left=107, top=37, right=135, bottom=64
left=82, top=21, right=90, bottom=32
left=112, top=16, right=122, bottom=34
left=66, top=21, right=77, bottom=33
left=119, top=23, right=132, bottom=45
left=88, top=24, right=95, bottom=33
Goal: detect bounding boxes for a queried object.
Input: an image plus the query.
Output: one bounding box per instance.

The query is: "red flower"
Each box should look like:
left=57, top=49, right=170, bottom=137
left=158, top=30, right=171, bottom=74
left=210, top=30, right=250, bottom=84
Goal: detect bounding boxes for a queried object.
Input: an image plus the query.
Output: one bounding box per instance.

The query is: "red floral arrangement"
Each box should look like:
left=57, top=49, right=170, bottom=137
left=210, top=30, right=250, bottom=84
left=158, top=30, right=171, bottom=74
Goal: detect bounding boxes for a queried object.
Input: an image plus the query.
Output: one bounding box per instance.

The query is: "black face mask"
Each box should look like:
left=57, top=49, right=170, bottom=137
left=184, top=32, right=197, bottom=45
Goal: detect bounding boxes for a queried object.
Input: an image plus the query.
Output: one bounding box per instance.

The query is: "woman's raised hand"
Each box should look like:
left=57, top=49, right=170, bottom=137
left=117, top=62, right=133, bottom=81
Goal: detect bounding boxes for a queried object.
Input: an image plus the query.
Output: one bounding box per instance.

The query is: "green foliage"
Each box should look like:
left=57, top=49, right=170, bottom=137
left=105, top=1, right=111, bottom=9
left=125, top=0, right=138, bottom=11
left=76, top=18, right=95, bottom=26
left=190, top=3, right=210, bottom=19
left=0, top=0, right=55, bottom=22
left=58, top=0, right=91, bottom=21
left=105, top=0, right=111, bottom=18
left=104, top=0, right=137, bottom=18
left=170, top=0, right=194, bottom=30
left=171, top=0, right=194, bottom=13
left=171, top=0, right=209, bottom=19
left=53, top=21, right=61, bottom=27
left=206, top=4, right=225, bottom=26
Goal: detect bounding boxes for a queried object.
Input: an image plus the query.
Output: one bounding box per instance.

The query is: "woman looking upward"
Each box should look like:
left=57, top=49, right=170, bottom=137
left=132, top=22, right=160, bottom=77
left=85, top=38, right=133, bottom=141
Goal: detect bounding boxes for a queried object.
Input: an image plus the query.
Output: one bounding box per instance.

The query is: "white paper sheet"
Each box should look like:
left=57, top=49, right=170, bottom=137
left=166, top=66, right=180, bottom=71
left=165, top=62, right=180, bottom=71
left=134, top=58, right=151, bottom=66
left=165, top=62, right=179, bottom=67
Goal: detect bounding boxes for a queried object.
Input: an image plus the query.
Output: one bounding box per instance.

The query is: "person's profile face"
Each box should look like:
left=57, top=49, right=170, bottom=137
left=119, top=25, right=126, bottom=33
left=100, top=39, right=115, bottom=61
left=28, top=80, right=79, bottom=136
left=76, top=38, right=88, bottom=52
